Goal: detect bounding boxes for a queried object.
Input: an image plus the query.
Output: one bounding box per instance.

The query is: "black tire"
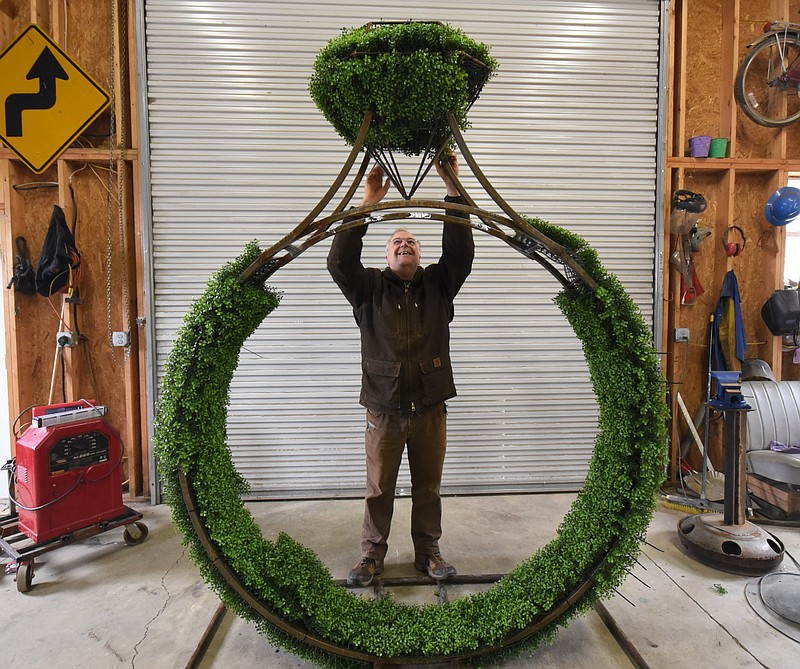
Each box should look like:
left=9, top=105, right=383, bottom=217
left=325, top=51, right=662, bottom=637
left=735, top=30, right=800, bottom=127
left=16, top=560, right=33, bottom=593
left=123, top=521, right=149, bottom=545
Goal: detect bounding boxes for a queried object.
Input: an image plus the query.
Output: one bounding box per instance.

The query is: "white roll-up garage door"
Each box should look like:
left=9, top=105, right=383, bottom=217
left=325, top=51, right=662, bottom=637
left=143, top=0, right=663, bottom=499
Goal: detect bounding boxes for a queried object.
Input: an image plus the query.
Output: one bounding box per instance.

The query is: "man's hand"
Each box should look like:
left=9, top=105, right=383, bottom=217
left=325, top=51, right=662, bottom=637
left=435, top=152, right=461, bottom=198
left=360, top=166, right=391, bottom=206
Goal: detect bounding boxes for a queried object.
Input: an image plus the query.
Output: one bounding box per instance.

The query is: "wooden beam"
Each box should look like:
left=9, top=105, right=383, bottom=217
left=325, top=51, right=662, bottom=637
left=0, top=160, right=21, bottom=454
left=720, top=0, right=738, bottom=147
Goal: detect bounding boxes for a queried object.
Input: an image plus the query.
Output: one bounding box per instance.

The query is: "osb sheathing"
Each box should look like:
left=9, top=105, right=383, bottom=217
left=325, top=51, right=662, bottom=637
left=733, top=172, right=781, bottom=349
left=684, top=0, right=725, bottom=143
left=0, top=0, right=141, bottom=492
left=670, top=171, right=726, bottom=445
left=6, top=168, right=136, bottom=488
left=668, top=0, right=800, bottom=473
left=736, top=1, right=798, bottom=158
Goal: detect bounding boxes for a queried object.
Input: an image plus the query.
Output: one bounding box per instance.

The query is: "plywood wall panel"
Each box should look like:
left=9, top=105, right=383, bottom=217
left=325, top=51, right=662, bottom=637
left=670, top=171, right=727, bottom=433
left=685, top=0, right=725, bottom=143
left=0, top=1, right=28, bottom=46
left=5, top=164, right=64, bottom=420
left=1, top=0, right=144, bottom=493
left=732, top=171, right=780, bottom=361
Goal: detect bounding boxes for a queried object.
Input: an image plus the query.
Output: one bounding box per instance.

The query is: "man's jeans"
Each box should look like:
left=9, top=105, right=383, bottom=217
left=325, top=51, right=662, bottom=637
left=360, top=403, right=447, bottom=560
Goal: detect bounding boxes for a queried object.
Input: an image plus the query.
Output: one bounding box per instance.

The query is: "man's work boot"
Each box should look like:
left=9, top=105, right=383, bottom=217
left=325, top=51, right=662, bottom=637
left=414, top=552, right=457, bottom=579
left=346, top=556, right=384, bottom=587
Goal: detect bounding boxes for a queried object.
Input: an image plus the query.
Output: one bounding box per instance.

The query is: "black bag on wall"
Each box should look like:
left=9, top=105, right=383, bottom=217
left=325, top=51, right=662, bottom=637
left=35, top=205, right=81, bottom=297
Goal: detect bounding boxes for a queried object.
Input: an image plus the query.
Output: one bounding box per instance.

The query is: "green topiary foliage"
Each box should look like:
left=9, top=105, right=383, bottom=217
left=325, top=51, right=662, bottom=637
left=309, top=22, right=498, bottom=155
left=154, top=220, right=668, bottom=666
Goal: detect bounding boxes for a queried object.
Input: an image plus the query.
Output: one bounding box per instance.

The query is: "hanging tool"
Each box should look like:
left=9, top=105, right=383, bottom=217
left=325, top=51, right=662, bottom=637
left=670, top=191, right=708, bottom=305
left=6, top=236, right=37, bottom=295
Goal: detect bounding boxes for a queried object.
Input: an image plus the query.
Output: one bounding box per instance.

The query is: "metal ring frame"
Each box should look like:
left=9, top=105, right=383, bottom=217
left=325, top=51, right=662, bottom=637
left=178, top=472, right=617, bottom=665
left=240, top=112, right=597, bottom=292
left=173, top=111, right=641, bottom=665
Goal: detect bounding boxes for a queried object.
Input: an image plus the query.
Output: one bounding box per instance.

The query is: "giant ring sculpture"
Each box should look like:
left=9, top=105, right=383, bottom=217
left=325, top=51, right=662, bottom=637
left=154, top=22, right=668, bottom=667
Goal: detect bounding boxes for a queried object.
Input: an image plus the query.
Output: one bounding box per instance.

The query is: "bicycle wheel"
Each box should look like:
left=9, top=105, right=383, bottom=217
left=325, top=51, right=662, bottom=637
left=735, top=31, right=800, bottom=127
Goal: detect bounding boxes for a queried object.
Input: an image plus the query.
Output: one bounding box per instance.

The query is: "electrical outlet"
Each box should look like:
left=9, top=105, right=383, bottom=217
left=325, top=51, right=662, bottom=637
left=674, top=327, right=690, bottom=343
left=56, top=331, right=75, bottom=347
left=112, top=331, right=131, bottom=347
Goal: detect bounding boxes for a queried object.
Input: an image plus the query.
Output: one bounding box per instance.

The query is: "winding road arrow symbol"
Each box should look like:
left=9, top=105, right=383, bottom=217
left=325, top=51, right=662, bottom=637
left=4, top=46, right=69, bottom=137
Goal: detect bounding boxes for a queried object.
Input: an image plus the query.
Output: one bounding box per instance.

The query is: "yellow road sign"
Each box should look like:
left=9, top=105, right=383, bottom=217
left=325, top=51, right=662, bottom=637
left=0, top=24, right=111, bottom=173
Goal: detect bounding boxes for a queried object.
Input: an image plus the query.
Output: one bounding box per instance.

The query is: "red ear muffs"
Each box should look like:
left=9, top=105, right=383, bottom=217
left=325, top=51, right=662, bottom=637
left=723, top=226, right=746, bottom=257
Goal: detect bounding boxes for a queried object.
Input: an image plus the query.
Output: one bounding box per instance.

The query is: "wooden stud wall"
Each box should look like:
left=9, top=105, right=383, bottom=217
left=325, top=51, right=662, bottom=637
left=665, top=0, right=800, bottom=475
left=0, top=0, right=147, bottom=497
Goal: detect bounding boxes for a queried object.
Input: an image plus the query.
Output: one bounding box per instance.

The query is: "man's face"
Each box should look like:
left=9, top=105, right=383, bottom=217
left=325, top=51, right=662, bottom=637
left=386, top=231, right=420, bottom=275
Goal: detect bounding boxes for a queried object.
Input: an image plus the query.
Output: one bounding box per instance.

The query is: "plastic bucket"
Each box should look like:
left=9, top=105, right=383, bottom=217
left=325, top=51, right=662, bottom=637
left=688, top=135, right=712, bottom=157
left=709, top=137, right=728, bottom=158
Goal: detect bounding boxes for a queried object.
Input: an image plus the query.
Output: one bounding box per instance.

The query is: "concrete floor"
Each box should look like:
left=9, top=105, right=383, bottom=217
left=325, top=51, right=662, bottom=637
left=1, top=492, right=798, bottom=669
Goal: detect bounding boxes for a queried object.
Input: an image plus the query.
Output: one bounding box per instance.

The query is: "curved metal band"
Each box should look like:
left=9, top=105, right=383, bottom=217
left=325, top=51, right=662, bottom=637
left=239, top=111, right=597, bottom=292
left=445, top=112, right=597, bottom=291
left=194, top=113, right=617, bottom=663
left=178, top=470, right=607, bottom=664
left=307, top=203, right=579, bottom=289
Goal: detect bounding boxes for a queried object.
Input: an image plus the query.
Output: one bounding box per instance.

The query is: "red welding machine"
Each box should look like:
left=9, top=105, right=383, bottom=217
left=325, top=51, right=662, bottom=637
left=14, top=400, right=126, bottom=544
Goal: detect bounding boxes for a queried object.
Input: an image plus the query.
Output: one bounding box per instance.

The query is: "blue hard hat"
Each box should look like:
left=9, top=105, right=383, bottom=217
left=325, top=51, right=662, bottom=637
left=765, top=186, right=800, bottom=226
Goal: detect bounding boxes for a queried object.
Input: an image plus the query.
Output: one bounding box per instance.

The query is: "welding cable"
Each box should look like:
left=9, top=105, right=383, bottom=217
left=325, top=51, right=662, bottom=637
left=80, top=443, right=125, bottom=484
left=72, top=305, right=101, bottom=402
left=6, top=461, right=84, bottom=512
left=11, top=404, right=37, bottom=439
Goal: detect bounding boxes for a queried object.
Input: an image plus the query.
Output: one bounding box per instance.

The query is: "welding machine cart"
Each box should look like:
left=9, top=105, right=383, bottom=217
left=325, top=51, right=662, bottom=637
left=1, top=401, right=148, bottom=592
